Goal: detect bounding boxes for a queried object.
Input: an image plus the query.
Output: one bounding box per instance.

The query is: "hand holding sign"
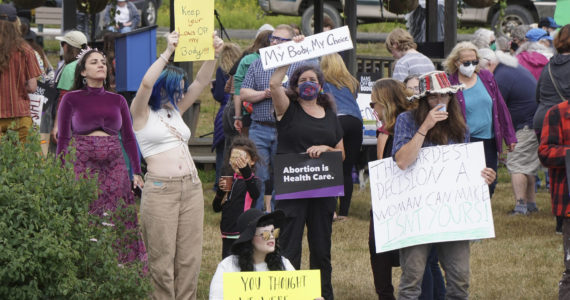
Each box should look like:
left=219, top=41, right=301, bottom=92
left=166, top=31, right=179, bottom=53
left=213, top=31, right=224, bottom=57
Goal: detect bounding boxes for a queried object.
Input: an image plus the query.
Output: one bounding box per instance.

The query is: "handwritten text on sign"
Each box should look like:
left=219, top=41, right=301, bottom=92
left=369, top=142, right=495, bottom=253
left=259, top=26, right=353, bottom=70
left=174, top=0, right=214, bottom=62
left=223, top=270, right=321, bottom=300
left=28, top=93, right=47, bottom=127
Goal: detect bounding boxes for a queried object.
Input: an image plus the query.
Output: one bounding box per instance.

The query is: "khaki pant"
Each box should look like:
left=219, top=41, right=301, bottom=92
left=141, top=173, right=204, bottom=300
left=0, top=116, right=32, bottom=143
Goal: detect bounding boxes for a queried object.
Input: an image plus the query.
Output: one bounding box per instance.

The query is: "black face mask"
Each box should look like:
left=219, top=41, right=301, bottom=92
left=510, top=41, right=519, bottom=52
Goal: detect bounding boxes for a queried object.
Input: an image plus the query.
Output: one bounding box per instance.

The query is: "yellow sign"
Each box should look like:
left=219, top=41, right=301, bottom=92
left=223, top=270, right=321, bottom=300
left=173, top=0, right=214, bottom=62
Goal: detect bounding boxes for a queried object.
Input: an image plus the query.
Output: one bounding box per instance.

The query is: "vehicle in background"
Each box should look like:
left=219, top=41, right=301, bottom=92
left=258, top=0, right=557, bottom=36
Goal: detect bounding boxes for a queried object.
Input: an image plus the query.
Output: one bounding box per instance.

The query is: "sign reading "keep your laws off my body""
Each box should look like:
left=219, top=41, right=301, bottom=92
left=259, top=26, right=353, bottom=70
left=369, top=142, right=495, bottom=253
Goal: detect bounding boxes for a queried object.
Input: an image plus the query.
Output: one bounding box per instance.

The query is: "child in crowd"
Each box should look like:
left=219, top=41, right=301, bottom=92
left=212, top=136, right=261, bottom=258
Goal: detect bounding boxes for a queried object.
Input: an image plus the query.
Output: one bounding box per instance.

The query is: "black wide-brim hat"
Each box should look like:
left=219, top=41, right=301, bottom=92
left=231, top=209, right=286, bottom=253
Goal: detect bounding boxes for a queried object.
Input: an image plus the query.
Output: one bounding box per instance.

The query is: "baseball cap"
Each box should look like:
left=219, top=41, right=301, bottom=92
left=56, top=31, right=88, bottom=49
left=538, top=17, right=560, bottom=29
left=525, top=28, right=553, bottom=42
left=256, top=23, right=274, bottom=38
left=0, top=4, right=17, bottom=22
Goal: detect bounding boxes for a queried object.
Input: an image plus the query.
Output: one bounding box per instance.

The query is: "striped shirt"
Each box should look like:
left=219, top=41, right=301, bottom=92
left=0, top=44, right=42, bottom=118
left=392, top=51, right=435, bottom=82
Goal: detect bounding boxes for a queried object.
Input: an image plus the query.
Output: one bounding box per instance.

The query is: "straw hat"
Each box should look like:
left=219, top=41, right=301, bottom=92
left=408, top=71, right=465, bottom=101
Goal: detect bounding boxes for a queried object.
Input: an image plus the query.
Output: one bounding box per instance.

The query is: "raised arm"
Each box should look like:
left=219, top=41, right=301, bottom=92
left=270, top=65, right=290, bottom=120
left=178, top=34, right=224, bottom=114
left=130, top=31, right=179, bottom=128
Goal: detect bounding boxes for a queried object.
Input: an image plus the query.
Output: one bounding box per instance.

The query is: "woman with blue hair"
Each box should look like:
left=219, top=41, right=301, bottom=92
left=130, top=31, right=223, bottom=299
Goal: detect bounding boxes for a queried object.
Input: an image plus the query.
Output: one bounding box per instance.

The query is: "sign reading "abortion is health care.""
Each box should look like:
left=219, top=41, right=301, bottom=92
left=369, top=142, right=495, bottom=253
left=259, top=26, right=353, bottom=70
left=274, top=152, right=344, bottom=200
left=223, top=270, right=321, bottom=300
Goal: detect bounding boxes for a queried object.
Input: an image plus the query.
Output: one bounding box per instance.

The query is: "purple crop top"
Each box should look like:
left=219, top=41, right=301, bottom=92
left=56, top=86, right=141, bottom=174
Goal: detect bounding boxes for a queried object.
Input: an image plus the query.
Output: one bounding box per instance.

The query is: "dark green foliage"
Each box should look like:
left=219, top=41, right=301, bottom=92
left=0, top=130, right=152, bottom=299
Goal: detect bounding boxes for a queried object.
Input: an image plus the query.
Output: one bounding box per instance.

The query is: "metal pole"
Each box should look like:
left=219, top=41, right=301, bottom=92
left=62, top=0, right=77, bottom=31
left=444, top=0, right=457, bottom=57
left=426, top=0, right=438, bottom=42
left=314, top=0, right=323, bottom=34
left=344, top=0, right=357, bottom=75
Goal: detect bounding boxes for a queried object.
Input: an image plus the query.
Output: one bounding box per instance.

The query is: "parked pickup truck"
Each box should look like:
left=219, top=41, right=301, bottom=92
left=258, top=0, right=557, bottom=36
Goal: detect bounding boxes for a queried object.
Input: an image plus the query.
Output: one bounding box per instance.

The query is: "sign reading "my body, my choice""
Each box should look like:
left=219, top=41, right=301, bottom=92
left=259, top=26, right=353, bottom=70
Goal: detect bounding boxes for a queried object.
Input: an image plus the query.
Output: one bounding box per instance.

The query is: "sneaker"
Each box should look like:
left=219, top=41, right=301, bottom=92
left=509, top=201, right=528, bottom=216
left=527, top=204, right=539, bottom=213
left=508, top=209, right=529, bottom=216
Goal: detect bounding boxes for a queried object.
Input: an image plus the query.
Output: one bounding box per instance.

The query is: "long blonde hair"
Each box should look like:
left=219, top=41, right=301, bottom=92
left=218, top=43, right=242, bottom=74
left=443, top=41, right=480, bottom=74
left=320, top=53, right=359, bottom=95
left=371, top=78, right=416, bottom=135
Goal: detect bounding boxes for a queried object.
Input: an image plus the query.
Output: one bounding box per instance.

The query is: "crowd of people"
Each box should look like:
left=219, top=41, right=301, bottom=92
left=2, top=1, right=570, bottom=298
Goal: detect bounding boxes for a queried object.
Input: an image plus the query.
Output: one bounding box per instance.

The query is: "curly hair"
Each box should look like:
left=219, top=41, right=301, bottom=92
left=234, top=218, right=285, bottom=271
left=0, top=19, right=25, bottom=71
left=372, top=78, right=416, bottom=135
left=72, top=49, right=111, bottom=90
left=286, top=64, right=335, bottom=111
left=412, top=93, right=467, bottom=145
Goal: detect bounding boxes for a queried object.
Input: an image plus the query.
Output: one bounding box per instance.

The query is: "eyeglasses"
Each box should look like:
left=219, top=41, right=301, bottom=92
left=460, top=60, right=479, bottom=67
left=254, top=228, right=280, bottom=241
left=269, top=35, right=292, bottom=44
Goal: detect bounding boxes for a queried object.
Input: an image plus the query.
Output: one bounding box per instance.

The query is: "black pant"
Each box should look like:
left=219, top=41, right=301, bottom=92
left=338, top=115, right=363, bottom=216
left=276, top=197, right=336, bottom=300
left=369, top=210, right=397, bottom=300
left=222, top=238, right=235, bottom=259
left=470, top=137, right=498, bottom=197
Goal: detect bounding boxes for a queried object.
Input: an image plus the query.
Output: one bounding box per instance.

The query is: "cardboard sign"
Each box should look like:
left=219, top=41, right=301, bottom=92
left=174, top=0, right=214, bottom=62
left=259, top=26, right=353, bottom=70
left=28, top=94, right=47, bottom=127
left=274, top=152, right=344, bottom=200
left=223, top=270, right=321, bottom=300
left=369, top=142, right=495, bottom=253
left=356, top=73, right=383, bottom=146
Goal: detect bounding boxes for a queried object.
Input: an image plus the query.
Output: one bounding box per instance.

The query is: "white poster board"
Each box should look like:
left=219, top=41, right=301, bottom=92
left=259, top=26, right=353, bottom=70
left=369, top=142, right=495, bottom=253
left=28, top=93, right=47, bottom=127
left=356, top=73, right=382, bottom=146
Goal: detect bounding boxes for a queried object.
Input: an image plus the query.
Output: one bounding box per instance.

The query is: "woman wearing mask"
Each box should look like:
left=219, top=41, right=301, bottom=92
left=445, top=42, right=516, bottom=197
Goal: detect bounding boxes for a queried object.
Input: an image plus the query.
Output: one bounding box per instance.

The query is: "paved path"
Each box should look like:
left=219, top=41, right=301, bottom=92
left=33, top=27, right=474, bottom=43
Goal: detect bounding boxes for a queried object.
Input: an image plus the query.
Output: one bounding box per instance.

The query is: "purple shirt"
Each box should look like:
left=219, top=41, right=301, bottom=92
left=448, top=69, right=517, bottom=153
left=56, top=86, right=141, bottom=174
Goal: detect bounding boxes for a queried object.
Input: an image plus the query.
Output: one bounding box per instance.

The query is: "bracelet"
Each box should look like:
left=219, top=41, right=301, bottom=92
left=159, top=54, right=169, bottom=63
left=233, top=116, right=242, bottom=120
left=417, top=130, right=426, bottom=137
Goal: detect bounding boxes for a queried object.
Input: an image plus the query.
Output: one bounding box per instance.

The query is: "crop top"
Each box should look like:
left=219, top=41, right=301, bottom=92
left=56, top=86, right=141, bottom=174
left=134, top=107, right=191, bottom=158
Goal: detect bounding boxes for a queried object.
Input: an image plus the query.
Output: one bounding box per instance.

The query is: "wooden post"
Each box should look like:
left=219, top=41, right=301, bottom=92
left=425, top=0, right=438, bottom=42
left=444, top=0, right=457, bottom=57
left=344, top=0, right=357, bottom=75
left=314, top=0, right=323, bottom=34
left=62, top=0, right=77, bottom=31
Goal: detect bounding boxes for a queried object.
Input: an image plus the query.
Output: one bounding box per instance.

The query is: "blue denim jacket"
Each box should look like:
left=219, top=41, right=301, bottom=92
left=323, top=83, right=362, bottom=122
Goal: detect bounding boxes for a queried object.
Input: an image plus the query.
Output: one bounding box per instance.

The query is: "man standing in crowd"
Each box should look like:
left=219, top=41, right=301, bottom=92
left=479, top=48, right=540, bottom=215
left=0, top=4, right=41, bottom=142
left=385, top=28, right=434, bottom=82
left=240, top=24, right=306, bottom=212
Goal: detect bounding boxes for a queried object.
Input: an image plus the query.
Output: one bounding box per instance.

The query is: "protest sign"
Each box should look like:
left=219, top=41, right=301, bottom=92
left=369, top=142, right=495, bottom=253
left=259, top=26, right=353, bottom=70
left=173, top=0, right=214, bottom=62
left=274, top=152, right=344, bottom=200
left=356, top=72, right=382, bottom=146
left=223, top=269, right=321, bottom=300
left=28, top=94, right=47, bottom=127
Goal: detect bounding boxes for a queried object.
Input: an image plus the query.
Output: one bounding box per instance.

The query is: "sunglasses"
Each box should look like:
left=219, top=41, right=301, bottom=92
left=460, top=60, right=479, bottom=67
left=269, top=35, right=292, bottom=43
left=369, top=102, right=376, bottom=109
left=254, top=228, right=280, bottom=241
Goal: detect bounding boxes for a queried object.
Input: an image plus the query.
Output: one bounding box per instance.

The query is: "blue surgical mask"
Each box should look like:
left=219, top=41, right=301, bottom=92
left=298, top=81, right=320, bottom=100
